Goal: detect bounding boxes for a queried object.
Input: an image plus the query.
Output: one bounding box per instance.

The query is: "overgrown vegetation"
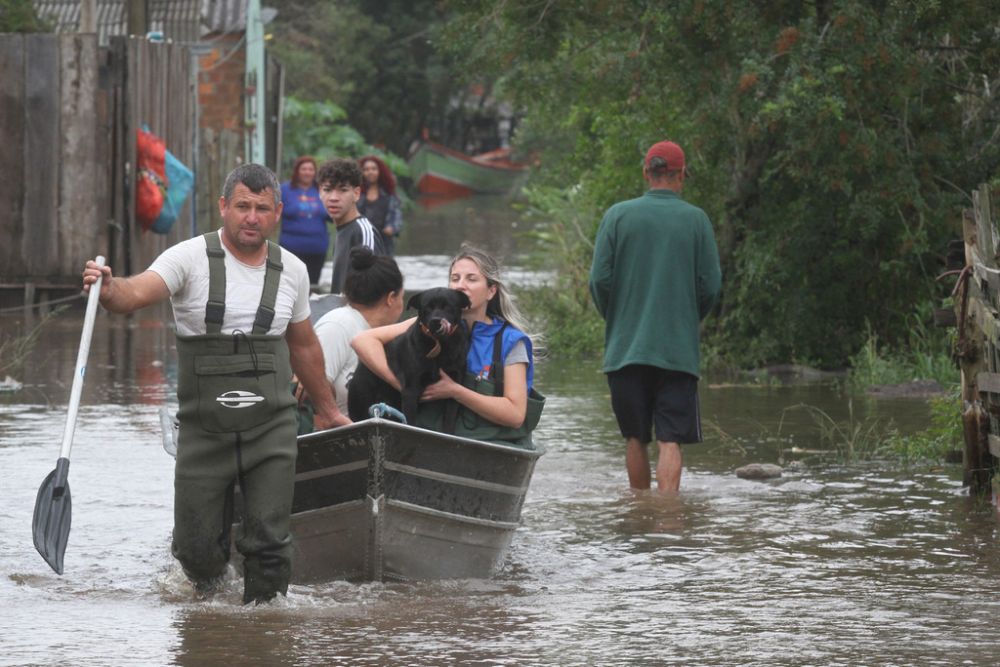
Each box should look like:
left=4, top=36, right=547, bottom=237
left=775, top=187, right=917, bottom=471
left=847, top=313, right=959, bottom=390
left=766, top=389, right=962, bottom=465
left=779, top=401, right=897, bottom=462
left=518, top=185, right=605, bottom=359
left=280, top=97, right=409, bottom=185
left=441, top=0, right=1000, bottom=369
left=0, top=0, right=53, bottom=32
left=268, top=0, right=506, bottom=157
left=885, top=387, right=964, bottom=463
left=267, top=1, right=999, bottom=377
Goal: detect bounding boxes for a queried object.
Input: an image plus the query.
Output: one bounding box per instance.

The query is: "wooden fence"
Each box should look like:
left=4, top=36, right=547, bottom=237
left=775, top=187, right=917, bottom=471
left=1, top=34, right=195, bottom=303
left=0, top=33, right=108, bottom=285
left=114, top=35, right=196, bottom=275
left=955, top=184, right=1000, bottom=495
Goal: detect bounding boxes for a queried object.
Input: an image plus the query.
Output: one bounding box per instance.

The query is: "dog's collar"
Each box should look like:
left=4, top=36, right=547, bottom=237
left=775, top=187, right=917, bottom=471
left=419, top=323, right=443, bottom=359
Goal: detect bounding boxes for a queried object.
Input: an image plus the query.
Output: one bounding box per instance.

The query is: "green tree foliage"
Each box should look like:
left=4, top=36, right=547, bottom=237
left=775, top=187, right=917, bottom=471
left=268, top=0, right=453, bottom=156
left=443, top=0, right=1000, bottom=367
left=0, top=0, right=53, bottom=32
left=280, top=96, right=408, bottom=181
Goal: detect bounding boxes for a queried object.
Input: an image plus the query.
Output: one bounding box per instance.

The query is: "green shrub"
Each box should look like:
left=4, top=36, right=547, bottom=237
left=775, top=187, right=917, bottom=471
left=885, top=387, right=963, bottom=463
left=519, top=185, right=605, bottom=360
left=281, top=97, right=409, bottom=184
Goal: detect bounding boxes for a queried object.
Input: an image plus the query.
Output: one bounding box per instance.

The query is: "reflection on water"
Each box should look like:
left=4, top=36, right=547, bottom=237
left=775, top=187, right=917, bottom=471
left=3, top=196, right=1000, bottom=665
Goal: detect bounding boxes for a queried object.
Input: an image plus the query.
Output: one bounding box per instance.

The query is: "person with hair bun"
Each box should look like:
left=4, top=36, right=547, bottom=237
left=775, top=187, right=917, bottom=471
left=352, top=244, right=544, bottom=448
left=313, top=246, right=405, bottom=418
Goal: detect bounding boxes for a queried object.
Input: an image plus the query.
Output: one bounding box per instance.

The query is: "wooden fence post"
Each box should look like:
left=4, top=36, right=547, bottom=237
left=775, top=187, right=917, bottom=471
left=960, top=186, right=1000, bottom=496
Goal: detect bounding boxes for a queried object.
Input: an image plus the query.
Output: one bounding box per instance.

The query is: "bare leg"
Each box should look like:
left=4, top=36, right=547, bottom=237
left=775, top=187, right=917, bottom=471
left=625, top=437, right=651, bottom=489
left=656, top=441, right=682, bottom=493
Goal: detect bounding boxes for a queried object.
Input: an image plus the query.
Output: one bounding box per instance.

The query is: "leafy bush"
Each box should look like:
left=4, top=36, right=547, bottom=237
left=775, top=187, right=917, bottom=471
left=442, top=0, right=1000, bottom=368
left=281, top=97, right=409, bottom=184
left=885, top=387, right=963, bottom=463
left=518, top=185, right=605, bottom=359
left=0, top=0, right=53, bottom=32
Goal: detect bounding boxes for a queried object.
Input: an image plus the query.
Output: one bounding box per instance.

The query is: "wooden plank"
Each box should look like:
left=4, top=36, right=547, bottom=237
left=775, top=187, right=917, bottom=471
left=93, top=43, right=111, bottom=264
left=23, top=34, right=61, bottom=278
left=983, top=185, right=996, bottom=264
left=123, top=36, right=139, bottom=275
left=136, top=40, right=168, bottom=266
left=107, top=37, right=128, bottom=274
left=166, top=42, right=193, bottom=244
left=0, top=35, right=26, bottom=280
left=962, top=209, right=976, bottom=268
left=976, top=372, right=1000, bottom=395
left=58, top=34, right=102, bottom=277
left=974, top=188, right=997, bottom=268
left=988, top=433, right=1000, bottom=459
left=967, top=283, right=1000, bottom=347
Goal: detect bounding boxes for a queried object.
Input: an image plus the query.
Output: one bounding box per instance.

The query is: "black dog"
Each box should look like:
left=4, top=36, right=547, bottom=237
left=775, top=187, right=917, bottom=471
left=348, top=287, right=470, bottom=429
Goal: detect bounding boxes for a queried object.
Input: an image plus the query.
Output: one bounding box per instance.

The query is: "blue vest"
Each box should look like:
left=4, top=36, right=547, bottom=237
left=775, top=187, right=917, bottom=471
left=466, top=318, right=534, bottom=389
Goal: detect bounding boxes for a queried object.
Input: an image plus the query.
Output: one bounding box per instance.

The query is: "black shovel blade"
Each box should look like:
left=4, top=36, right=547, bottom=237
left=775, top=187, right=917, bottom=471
left=32, top=457, right=72, bottom=575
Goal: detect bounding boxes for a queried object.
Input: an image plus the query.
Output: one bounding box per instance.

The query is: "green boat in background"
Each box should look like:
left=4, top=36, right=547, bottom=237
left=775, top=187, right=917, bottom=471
left=409, top=139, right=529, bottom=198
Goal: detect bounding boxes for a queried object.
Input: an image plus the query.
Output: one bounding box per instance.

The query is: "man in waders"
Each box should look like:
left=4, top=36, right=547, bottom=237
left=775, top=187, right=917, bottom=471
left=82, top=163, right=348, bottom=604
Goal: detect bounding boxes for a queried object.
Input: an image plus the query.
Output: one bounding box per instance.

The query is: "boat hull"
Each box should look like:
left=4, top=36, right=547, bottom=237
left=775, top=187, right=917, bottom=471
left=236, top=418, right=541, bottom=583
left=408, top=141, right=528, bottom=197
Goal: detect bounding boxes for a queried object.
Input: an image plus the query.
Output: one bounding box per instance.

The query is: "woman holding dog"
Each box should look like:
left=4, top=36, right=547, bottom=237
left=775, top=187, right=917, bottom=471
left=352, top=244, right=543, bottom=447
left=313, top=247, right=405, bottom=418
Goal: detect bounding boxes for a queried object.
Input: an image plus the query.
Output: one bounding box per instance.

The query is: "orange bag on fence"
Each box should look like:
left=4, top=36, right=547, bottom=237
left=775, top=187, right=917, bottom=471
left=136, top=126, right=167, bottom=231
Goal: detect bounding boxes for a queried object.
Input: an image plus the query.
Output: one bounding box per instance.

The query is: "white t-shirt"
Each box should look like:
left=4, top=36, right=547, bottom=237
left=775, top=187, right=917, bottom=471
left=313, top=305, right=369, bottom=414
left=148, top=231, right=311, bottom=336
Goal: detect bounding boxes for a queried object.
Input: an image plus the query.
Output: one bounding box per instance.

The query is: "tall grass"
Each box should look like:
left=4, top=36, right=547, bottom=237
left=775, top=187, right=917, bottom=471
left=0, top=308, right=64, bottom=377
left=848, top=307, right=958, bottom=390
left=778, top=401, right=896, bottom=462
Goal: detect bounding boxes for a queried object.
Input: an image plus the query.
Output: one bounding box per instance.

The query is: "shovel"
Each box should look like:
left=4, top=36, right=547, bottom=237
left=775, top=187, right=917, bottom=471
left=32, top=256, right=105, bottom=574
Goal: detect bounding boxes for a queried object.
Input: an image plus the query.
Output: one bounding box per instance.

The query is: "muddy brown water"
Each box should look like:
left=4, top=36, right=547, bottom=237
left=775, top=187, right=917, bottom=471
left=3, top=197, right=1000, bottom=666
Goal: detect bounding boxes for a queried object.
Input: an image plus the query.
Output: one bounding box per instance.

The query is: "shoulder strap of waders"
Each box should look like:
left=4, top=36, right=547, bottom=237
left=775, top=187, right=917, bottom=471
left=203, top=231, right=226, bottom=334
left=252, top=241, right=283, bottom=334
left=490, top=321, right=509, bottom=397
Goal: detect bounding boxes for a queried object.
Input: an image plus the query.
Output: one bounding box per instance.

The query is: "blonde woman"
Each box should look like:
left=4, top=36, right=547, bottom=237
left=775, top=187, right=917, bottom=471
left=352, top=244, right=542, bottom=446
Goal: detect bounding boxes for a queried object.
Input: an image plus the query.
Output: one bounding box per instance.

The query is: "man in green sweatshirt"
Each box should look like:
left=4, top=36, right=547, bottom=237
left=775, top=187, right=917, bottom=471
left=589, top=140, right=722, bottom=493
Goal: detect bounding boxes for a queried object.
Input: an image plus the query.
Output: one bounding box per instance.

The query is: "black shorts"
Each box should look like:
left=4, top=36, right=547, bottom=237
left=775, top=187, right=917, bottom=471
left=606, top=365, right=702, bottom=445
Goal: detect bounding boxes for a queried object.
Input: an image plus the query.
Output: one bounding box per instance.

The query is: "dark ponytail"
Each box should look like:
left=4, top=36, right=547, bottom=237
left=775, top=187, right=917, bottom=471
left=344, top=247, right=403, bottom=306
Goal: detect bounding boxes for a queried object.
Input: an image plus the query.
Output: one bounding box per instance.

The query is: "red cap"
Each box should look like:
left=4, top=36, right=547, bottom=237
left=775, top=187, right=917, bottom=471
left=644, top=141, right=685, bottom=172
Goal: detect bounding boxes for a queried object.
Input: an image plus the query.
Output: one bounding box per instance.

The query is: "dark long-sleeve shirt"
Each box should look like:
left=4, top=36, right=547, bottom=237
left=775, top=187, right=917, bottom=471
left=589, top=189, right=722, bottom=377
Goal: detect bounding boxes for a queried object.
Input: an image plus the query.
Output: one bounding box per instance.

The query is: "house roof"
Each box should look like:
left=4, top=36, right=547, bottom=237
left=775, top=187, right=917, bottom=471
left=202, top=0, right=278, bottom=34
left=31, top=0, right=276, bottom=45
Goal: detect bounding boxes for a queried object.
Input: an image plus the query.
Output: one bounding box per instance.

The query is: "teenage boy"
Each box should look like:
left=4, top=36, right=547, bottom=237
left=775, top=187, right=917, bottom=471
left=317, top=158, right=386, bottom=294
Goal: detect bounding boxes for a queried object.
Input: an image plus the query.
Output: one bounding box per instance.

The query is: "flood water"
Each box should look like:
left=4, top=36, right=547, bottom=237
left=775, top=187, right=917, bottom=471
left=3, top=197, right=1000, bottom=666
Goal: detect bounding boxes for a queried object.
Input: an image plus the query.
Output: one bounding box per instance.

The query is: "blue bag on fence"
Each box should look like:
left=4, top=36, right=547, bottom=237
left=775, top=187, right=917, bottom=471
left=151, top=149, right=193, bottom=234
